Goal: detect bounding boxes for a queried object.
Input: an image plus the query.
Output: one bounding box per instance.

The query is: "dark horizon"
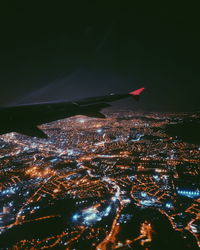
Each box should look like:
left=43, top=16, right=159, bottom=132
left=0, top=2, right=200, bottom=111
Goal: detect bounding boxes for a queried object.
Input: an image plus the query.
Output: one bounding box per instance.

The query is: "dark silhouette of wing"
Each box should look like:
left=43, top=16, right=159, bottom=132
left=0, top=88, right=145, bottom=138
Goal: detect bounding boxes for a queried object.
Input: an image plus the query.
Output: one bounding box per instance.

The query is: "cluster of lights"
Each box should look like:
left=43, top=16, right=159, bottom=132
left=153, top=175, right=160, bottom=181
left=165, top=203, right=173, bottom=208
left=72, top=205, right=113, bottom=225
left=140, top=192, right=156, bottom=206
left=25, top=166, right=56, bottom=178
left=141, top=192, right=147, bottom=197
left=140, top=199, right=155, bottom=206
left=1, top=187, right=18, bottom=195
left=72, top=207, right=100, bottom=225
left=177, top=190, right=200, bottom=198
left=111, top=196, right=117, bottom=202
left=131, top=133, right=144, bottom=142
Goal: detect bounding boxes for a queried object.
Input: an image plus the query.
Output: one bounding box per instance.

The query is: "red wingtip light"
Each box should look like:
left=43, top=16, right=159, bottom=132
left=129, top=87, right=145, bottom=96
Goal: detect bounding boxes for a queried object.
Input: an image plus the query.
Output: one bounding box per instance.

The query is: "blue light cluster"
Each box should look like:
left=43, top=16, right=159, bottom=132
left=177, top=190, right=200, bottom=198
left=72, top=214, right=80, bottom=221
left=72, top=205, right=113, bottom=225
left=166, top=203, right=172, bottom=208
left=141, top=192, right=147, bottom=197
left=1, top=187, right=18, bottom=195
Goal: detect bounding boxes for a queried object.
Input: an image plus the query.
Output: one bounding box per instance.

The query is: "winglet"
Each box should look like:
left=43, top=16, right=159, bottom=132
left=129, top=87, right=145, bottom=96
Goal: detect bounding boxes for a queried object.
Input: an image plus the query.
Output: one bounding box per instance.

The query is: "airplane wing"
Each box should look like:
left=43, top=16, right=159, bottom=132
left=0, top=87, right=145, bottom=138
left=76, top=87, right=145, bottom=105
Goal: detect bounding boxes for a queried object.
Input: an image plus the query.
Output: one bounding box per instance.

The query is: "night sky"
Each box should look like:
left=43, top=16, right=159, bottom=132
left=0, top=2, right=200, bottom=111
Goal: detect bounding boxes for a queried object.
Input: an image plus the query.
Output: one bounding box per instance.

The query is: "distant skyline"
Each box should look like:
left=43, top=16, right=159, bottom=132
left=0, top=2, right=199, bottom=111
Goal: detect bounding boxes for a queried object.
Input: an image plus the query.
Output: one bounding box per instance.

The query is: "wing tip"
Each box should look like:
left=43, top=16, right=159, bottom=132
left=129, top=87, right=145, bottom=96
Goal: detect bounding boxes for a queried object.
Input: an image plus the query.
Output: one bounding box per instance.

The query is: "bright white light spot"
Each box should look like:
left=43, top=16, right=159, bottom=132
left=72, top=214, right=79, bottom=221
left=141, top=192, right=147, bottom=197
left=96, top=129, right=102, bottom=133
left=67, top=149, right=74, bottom=155
left=84, top=213, right=96, bottom=221
left=166, top=203, right=172, bottom=208
left=123, top=199, right=131, bottom=203
left=105, top=206, right=111, bottom=213
left=112, top=196, right=117, bottom=202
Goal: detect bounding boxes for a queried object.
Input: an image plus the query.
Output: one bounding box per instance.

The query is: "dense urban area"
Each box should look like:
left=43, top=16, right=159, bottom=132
left=0, top=110, right=199, bottom=249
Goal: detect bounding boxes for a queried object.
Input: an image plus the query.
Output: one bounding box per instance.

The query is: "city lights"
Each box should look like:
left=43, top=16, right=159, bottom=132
left=0, top=111, right=199, bottom=248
